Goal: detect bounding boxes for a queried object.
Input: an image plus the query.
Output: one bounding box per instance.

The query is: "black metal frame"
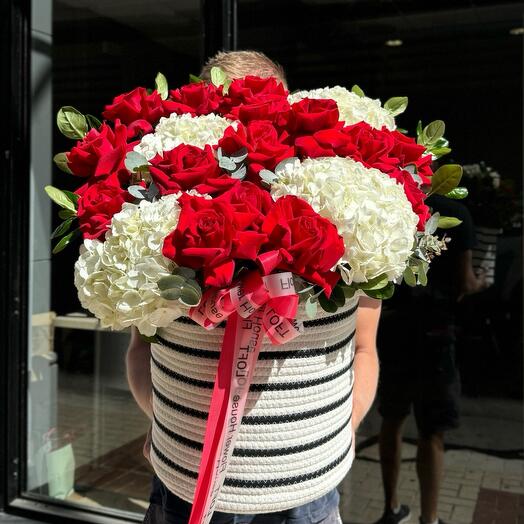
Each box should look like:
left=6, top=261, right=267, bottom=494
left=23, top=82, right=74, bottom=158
left=0, top=0, right=237, bottom=522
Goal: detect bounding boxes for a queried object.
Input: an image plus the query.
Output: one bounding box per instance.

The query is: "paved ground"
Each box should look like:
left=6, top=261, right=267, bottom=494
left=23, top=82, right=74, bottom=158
left=20, top=371, right=523, bottom=523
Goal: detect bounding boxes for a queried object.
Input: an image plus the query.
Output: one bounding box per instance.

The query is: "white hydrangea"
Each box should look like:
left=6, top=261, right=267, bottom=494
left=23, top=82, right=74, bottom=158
left=74, top=194, right=187, bottom=336
left=288, top=86, right=395, bottom=131
left=271, top=157, right=418, bottom=284
left=134, top=113, right=237, bottom=160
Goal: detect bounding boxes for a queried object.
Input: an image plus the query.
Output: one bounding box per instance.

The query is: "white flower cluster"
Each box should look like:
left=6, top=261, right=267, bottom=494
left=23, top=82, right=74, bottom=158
left=74, top=194, right=187, bottom=336
left=288, top=86, right=395, bottom=131
left=134, top=113, right=237, bottom=160
left=271, top=157, right=418, bottom=284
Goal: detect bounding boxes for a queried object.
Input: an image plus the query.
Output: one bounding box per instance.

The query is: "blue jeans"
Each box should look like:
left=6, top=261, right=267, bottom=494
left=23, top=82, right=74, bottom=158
left=143, top=475, right=342, bottom=524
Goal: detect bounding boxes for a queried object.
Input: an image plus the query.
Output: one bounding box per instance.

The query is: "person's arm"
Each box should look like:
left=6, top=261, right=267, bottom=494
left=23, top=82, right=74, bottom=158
left=352, top=295, right=381, bottom=432
left=456, top=249, right=488, bottom=301
left=126, top=327, right=153, bottom=421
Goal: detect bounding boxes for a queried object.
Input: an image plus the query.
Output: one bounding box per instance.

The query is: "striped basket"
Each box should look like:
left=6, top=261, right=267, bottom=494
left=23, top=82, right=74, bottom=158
left=473, top=226, right=502, bottom=286
left=149, top=296, right=359, bottom=514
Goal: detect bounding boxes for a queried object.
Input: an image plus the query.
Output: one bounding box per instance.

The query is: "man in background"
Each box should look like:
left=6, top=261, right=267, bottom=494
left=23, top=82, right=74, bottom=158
left=374, top=194, right=488, bottom=524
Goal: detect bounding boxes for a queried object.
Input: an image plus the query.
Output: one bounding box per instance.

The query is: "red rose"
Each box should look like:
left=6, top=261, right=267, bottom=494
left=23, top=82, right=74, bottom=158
left=67, top=120, right=131, bottom=178
left=102, top=87, right=165, bottom=126
left=149, top=144, right=236, bottom=195
left=223, top=76, right=291, bottom=126
left=288, top=98, right=341, bottom=135
left=295, top=129, right=358, bottom=159
left=217, top=121, right=294, bottom=182
left=76, top=172, right=132, bottom=239
left=163, top=82, right=225, bottom=116
left=259, top=196, right=344, bottom=296
left=162, top=194, right=267, bottom=287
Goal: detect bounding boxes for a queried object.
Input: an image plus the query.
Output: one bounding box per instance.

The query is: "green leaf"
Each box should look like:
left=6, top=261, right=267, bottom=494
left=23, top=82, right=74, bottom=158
left=438, top=216, right=463, bottom=229
left=51, top=218, right=74, bottom=239
left=365, top=282, right=395, bottom=300
left=52, top=230, right=76, bottom=254
left=45, top=185, right=76, bottom=211
left=430, top=164, right=463, bottom=195
left=56, top=106, right=88, bottom=139
left=86, top=114, right=102, bottom=129
left=157, top=274, right=186, bottom=291
left=358, top=273, right=390, bottom=291
left=318, top=293, right=338, bottom=313
left=351, top=84, right=365, bottom=97
left=173, top=267, right=196, bottom=280
left=305, top=297, right=318, bottom=318
left=445, top=187, right=468, bottom=200
left=53, top=152, right=72, bottom=174
left=189, top=74, right=202, bottom=83
left=418, top=265, right=428, bottom=286
left=210, top=67, right=228, bottom=88
left=155, top=72, right=169, bottom=100
left=425, top=213, right=440, bottom=235
left=423, top=120, right=445, bottom=144
left=160, top=288, right=182, bottom=301
left=222, top=78, right=232, bottom=94
left=384, top=96, right=408, bottom=116
left=403, top=266, right=417, bottom=287
left=179, top=286, right=201, bottom=307
left=58, top=208, right=76, bottom=220
left=430, top=146, right=452, bottom=158
left=342, top=285, right=356, bottom=299
left=62, top=190, right=79, bottom=207
left=416, top=120, right=423, bottom=136
left=331, top=286, right=346, bottom=308
left=125, top=151, right=149, bottom=173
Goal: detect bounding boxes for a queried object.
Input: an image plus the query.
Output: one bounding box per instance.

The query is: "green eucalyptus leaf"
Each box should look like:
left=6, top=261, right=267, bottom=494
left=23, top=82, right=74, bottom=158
left=425, top=213, right=440, bottom=235
left=423, top=120, right=445, bottom=144
left=219, top=156, right=237, bottom=171
left=231, top=165, right=247, bottom=180
left=358, top=273, right=390, bottom=291
left=438, top=216, right=463, bottom=229
left=418, top=266, right=428, bottom=286
left=179, top=286, right=201, bottom=307
left=157, top=274, right=186, bottom=290
left=318, top=293, right=338, bottom=313
left=365, top=282, right=395, bottom=300
left=86, top=114, right=102, bottom=129
left=51, top=218, right=74, bottom=239
left=403, top=266, right=417, bottom=287
left=155, top=72, right=169, bottom=100
left=430, top=164, right=463, bottom=195
left=351, top=84, right=365, bottom=97
left=53, top=152, right=72, bottom=174
left=189, top=74, right=202, bottom=83
left=331, top=286, right=346, bottom=308
left=45, top=185, right=76, bottom=211
left=445, top=187, right=468, bottom=200
left=160, top=288, right=182, bottom=301
left=384, top=96, right=408, bottom=116
left=305, top=297, right=318, bottom=319
left=125, top=151, right=149, bottom=173
left=56, top=106, right=88, bottom=139
left=211, top=66, right=228, bottom=88
left=173, top=267, right=196, bottom=280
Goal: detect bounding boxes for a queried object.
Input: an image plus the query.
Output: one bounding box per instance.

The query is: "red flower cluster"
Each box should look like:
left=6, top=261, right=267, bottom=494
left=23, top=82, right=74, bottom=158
left=162, top=183, right=344, bottom=294
left=62, top=73, right=432, bottom=291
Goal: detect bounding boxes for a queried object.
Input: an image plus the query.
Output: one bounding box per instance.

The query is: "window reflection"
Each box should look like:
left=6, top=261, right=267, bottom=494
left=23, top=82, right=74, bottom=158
left=27, top=0, right=201, bottom=516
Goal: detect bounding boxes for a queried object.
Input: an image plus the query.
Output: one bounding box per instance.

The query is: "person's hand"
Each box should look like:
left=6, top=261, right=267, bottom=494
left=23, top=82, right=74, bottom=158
left=143, top=425, right=152, bottom=465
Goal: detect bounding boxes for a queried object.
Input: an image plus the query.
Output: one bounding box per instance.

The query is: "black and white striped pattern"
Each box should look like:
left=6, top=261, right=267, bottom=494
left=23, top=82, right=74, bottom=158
left=473, top=226, right=501, bottom=286
left=150, top=297, right=358, bottom=514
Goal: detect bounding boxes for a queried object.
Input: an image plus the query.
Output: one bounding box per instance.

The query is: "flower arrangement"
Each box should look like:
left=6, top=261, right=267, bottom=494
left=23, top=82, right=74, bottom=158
left=46, top=72, right=465, bottom=337
left=46, top=70, right=466, bottom=524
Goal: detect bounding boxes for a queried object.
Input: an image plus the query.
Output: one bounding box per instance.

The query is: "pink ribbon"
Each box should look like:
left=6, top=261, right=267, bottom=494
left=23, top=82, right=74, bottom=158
left=187, top=272, right=303, bottom=524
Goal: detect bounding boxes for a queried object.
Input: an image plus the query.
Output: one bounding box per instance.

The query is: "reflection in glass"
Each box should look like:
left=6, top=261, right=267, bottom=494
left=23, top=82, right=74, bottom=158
left=27, top=0, right=201, bottom=517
